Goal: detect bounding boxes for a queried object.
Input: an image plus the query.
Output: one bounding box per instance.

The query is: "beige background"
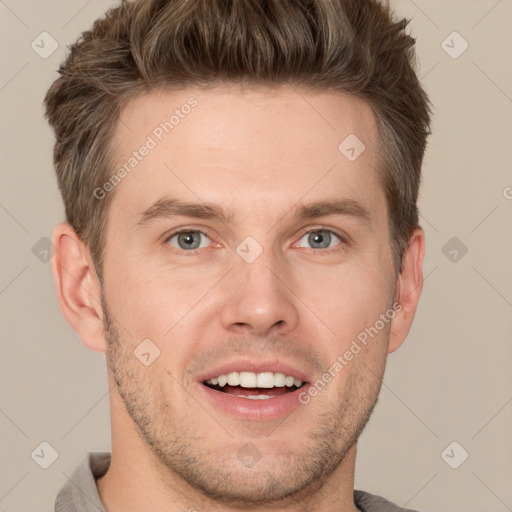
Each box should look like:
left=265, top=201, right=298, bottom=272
left=1, top=1, right=511, bottom=511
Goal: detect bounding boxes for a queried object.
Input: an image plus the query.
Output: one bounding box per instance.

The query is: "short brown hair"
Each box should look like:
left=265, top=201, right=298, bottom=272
left=44, top=0, right=432, bottom=281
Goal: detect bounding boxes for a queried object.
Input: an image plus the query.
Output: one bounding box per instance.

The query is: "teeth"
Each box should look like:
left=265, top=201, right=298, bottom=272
left=256, top=372, right=274, bottom=388
left=274, top=373, right=286, bottom=387
left=227, top=372, right=239, bottom=386
left=205, top=371, right=303, bottom=389
left=239, top=371, right=257, bottom=388
left=236, top=394, right=277, bottom=400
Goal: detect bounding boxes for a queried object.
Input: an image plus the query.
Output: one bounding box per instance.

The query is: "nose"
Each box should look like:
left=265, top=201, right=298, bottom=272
left=219, top=248, right=300, bottom=337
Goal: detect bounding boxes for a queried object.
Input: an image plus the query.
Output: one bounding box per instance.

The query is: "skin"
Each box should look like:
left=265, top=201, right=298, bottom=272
left=52, top=85, right=425, bottom=512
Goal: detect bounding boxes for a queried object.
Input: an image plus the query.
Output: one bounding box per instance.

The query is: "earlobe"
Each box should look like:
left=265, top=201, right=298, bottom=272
left=387, top=227, right=425, bottom=354
left=51, top=222, right=107, bottom=353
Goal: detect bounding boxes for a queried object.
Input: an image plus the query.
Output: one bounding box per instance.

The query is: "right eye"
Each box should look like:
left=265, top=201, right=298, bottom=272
left=165, top=230, right=213, bottom=252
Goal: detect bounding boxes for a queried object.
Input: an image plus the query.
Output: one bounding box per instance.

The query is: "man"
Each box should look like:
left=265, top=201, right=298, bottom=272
left=46, top=0, right=431, bottom=510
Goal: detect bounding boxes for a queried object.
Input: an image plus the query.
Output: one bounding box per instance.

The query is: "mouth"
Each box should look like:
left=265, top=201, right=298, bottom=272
left=197, top=368, right=311, bottom=421
left=203, top=371, right=306, bottom=399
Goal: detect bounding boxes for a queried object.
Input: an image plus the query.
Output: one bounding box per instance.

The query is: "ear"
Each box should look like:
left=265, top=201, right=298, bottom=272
left=51, top=222, right=107, bottom=353
left=387, top=227, right=425, bottom=354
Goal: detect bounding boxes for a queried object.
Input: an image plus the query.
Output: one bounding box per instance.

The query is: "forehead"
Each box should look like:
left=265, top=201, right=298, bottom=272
left=108, top=85, right=385, bottom=226
left=115, top=85, right=378, bottom=156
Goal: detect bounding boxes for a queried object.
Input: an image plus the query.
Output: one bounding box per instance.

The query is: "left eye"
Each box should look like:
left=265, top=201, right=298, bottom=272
left=297, top=229, right=342, bottom=250
left=166, top=230, right=211, bottom=251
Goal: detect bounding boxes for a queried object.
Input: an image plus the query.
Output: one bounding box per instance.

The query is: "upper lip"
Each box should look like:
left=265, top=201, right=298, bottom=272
left=196, top=358, right=312, bottom=383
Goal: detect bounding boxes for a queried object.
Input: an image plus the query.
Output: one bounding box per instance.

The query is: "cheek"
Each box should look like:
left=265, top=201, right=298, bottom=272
left=299, top=261, right=391, bottom=329
left=303, top=271, right=394, bottom=384
left=108, top=267, right=218, bottom=345
left=104, top=266, right=170, bottom=335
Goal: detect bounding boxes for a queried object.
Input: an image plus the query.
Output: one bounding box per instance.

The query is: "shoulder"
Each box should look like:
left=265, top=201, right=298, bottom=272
left=354, top=489, right=420, bottom=512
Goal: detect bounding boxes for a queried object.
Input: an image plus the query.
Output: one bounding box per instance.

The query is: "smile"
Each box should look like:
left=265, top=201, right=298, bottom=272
left=198, top=369, right=311, bottom=421
left=204, top=370, right=304, bottom=399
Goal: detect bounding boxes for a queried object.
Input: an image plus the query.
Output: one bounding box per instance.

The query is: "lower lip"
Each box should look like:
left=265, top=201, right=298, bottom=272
left=197, top=382, right=311, bottom=421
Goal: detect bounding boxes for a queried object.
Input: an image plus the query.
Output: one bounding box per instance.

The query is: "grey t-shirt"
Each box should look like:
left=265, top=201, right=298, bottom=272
left=54, top=452, right=419, bottom=512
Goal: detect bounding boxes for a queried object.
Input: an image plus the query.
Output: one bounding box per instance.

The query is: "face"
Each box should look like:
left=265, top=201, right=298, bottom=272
left=100, top=86, right=399, bottom=504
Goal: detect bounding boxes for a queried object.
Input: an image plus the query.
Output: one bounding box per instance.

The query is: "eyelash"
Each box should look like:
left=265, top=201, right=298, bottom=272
left=163, top=227, right=348, bottom=255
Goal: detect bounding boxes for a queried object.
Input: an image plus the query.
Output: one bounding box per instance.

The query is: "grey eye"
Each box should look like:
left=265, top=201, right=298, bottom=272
left=298, top=230, right=341, bottom=249
left=167, top=231, right=210, bottom=251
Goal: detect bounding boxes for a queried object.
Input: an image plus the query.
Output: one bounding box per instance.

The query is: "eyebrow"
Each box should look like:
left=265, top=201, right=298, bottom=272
left=135, top=196, right=372, bottom=230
